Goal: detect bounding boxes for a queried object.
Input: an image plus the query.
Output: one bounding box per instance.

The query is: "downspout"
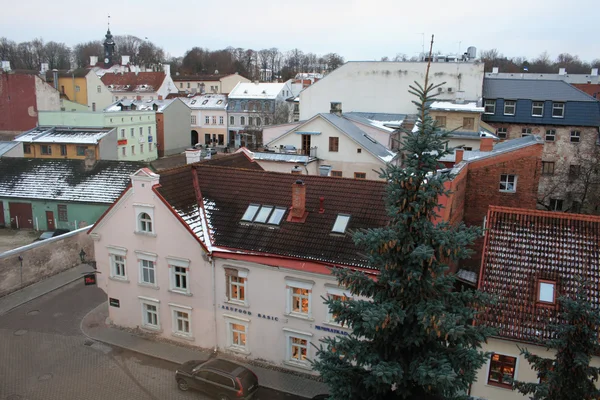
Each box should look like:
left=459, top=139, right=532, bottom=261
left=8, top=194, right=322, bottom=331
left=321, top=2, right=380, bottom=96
left=211, top=255, right=218, bottom=355
left=72, top=72, right=76, bottom=103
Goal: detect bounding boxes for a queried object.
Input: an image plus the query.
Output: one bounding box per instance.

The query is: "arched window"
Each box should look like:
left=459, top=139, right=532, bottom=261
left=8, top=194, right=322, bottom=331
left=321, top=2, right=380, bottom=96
left=256, top=117, right=261, bottom=126
left=139, top=212, right=153, bottom=233
left=240, top=116, right=246, bottom=125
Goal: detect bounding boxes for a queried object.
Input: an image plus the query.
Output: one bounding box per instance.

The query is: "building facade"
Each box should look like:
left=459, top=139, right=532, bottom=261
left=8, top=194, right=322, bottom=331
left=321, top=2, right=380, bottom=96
left=173, top=73, right=250, bottom=95
left=482, top=78, right=600, bottom=213
left=182, top=95, right=228, bottom=147
left=100, top=67, right=178, bottom=103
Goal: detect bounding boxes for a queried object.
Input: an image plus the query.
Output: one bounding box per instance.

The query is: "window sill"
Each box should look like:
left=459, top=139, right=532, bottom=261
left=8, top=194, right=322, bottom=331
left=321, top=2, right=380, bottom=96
left=227, top=346, right=250, bottom=355
left=138, top=283, right=160, bottom=290
left=225, top=299, right=249, bottom=308
left=134, top=231, right=157, bottom=238
left=321, top=321, right=349, bottom=330
left=486, top=382, right=514, bottom=390
left=285, top=313, right=314, bottom=322
left=141, top=325, right=162, bottom=333
left=109, top=276, right=130, bottom=283
left=283, top=360, right=312, bottom=370
left=172, top=332, right=195, bottom=342
left=499, top=190, right=516, bottom=194
left=169, top=289, right=193, bottom=297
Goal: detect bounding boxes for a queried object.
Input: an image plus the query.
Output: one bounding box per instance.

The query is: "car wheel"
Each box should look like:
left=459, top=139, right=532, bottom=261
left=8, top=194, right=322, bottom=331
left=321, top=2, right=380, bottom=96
left=177, top=378, right=189, bottom=391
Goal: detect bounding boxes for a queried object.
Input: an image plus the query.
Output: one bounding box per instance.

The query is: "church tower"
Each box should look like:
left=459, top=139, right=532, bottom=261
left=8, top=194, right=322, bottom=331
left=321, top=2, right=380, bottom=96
left=103, top=18, right=115, bottom=67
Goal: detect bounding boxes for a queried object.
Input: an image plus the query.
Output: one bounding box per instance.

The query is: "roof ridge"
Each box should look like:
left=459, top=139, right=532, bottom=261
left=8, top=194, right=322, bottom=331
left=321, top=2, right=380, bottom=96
left=489, top=205, right=600, bottom=223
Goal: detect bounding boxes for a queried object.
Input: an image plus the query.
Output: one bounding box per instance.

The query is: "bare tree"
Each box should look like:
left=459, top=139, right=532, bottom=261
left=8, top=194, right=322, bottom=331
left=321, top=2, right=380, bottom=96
left=0, top=37, right=18, bottom=66
left=322, top=52, right=344, bottom=73
left=393, top=53, right=408, bottom=62
left=73, top=40, right=103, bottom=68
left=44, top=41, right=71, bottom=69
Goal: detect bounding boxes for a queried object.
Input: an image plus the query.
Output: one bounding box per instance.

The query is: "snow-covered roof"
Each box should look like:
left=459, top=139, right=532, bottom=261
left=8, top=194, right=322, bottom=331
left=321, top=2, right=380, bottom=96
left=251, top=152, right=317, bottom=163
left=181, top=94, right=227, bottom=110
left=228, top=82, right=286, bottom=99
left=0, top=141, right=20, bottom=157
left=343, top=112, right=407, bottom=133
left=14, top=127, right=114, bottom=144
left=0, top=158, right=145, bottom=204
left=104, top=98, right=176, bottom=112
left=430, top=101, right=484, bottom=113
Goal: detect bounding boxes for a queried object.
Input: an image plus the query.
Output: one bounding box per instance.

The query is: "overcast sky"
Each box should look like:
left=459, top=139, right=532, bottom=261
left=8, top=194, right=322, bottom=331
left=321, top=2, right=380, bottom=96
left=2, top=0, right=598, bottom=63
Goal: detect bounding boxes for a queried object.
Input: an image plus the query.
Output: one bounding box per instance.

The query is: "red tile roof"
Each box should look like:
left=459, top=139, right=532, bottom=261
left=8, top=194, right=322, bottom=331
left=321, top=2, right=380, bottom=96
left=572, top=83, right=600, bottom=99
left=100, top=72, right=166, bottom=92
left=200, top=152, right=263, bottom=170
left=478, top=206, right=600, bottom=343
left=156, top=165, right=388, bottom=267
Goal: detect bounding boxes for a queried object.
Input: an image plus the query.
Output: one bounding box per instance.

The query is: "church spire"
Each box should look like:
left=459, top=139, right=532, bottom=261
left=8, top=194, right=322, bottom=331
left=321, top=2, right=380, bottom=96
left=103, top=15, right=115, bottom=67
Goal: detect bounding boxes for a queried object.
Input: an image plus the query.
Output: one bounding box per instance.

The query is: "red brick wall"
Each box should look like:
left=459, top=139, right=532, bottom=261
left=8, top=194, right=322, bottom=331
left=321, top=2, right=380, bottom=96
left=434, top=164, right=467, bottom=227
left=0, top=73, right=38, bottom=134
left=156, top=112, right=165, bottom=157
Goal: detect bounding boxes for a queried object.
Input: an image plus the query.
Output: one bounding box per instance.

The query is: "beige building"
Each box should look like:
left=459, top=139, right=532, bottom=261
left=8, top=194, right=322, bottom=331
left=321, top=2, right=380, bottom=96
left=173, top=73, right=250, bottom=95
left=182, top=94, right=228, bottom=147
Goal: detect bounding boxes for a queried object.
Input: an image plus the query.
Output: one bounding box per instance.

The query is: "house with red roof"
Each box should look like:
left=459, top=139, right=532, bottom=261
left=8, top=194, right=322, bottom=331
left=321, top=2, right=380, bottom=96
left=100, top=67, right=178, bottom=103
left=469, top=206, right=600, bottom=399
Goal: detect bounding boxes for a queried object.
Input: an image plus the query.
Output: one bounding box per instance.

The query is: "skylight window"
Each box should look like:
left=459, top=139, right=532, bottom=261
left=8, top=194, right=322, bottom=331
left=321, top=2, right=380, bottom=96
left=191, top=100, right=196, bottom=105
left=241, top=204, right=260, bottom=222
left=267, top=207, right=287, bottom=225
left=217, top=100, right=223, bottom=104
left=538, top=280, right=556, bottom=304
left=202, top=100, right=208, bottom=105
left=332, top=214, right=351, bottom=233
left=254, top=206, right=274, bottom=223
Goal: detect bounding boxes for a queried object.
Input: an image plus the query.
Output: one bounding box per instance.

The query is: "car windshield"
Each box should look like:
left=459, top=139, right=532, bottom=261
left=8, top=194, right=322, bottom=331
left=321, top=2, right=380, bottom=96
left=39, top=232, right=54, bottom=239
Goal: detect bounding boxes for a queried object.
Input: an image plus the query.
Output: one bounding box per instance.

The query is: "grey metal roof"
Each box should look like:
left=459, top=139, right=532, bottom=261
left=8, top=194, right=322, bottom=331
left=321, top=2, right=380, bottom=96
left=483, top=78, right=598, bottom=102
left=463, top=135, right=543, bottom=162
left=0, top=141, right=19, bottom=157
left=344, top=112, right=407, bottom=122
left=252, top=152, right=316, bottom=163
left=319, top=113, right=397, bottom=162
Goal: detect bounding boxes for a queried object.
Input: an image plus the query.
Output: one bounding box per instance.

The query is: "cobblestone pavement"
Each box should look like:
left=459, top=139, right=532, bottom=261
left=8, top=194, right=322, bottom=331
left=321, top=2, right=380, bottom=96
left=0, top=281, right=310, bottom=400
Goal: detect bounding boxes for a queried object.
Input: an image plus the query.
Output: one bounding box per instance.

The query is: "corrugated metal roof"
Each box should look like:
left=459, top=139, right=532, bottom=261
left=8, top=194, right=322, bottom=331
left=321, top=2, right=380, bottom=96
left=181, top=94, right=227, bottom=109
left=104, top=99, right=176, bottom=112
left=343, top=112, right=406, bottom=132
left=483, top=78, right=598, bottom=102
left=0, top=141, right=19, bottom=157
left=252, top=152, right=316, bottom=163
left=14, top=127, right=114, bottom=144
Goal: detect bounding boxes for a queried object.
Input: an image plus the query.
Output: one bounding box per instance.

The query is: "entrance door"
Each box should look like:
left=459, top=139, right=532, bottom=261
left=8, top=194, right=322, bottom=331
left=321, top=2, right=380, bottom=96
left=301, top=134, right=311, bottom=155
left=191, top=130, right=199, bottom=146
left=46, top=211, right=55, bottom=230
left=9, top=202, right=33, bottom=229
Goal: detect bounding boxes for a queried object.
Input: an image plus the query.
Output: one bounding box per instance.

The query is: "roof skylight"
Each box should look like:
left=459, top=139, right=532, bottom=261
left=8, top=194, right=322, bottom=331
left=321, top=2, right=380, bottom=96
left=332, top=214, right=351, bottom=233
left=254, top=206, right=273, bottom=223
left=217, top=100, right=223, bottom=104
left=267, top=207, right=287, bottom=225
left=241, top=204, right=260, bottom=221
left=202, top=100, right=208, bottom=105
left=241, top=204, right=287, bottom=225
left=538, top=280, right=555, bottom=303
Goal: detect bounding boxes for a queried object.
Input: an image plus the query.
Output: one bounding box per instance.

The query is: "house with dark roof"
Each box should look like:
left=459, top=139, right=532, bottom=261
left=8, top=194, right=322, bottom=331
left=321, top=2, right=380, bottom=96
left=469, top=206, right=600, bottom=400
left=172, top=73, right=250, bottom=95
left=0, top=158, right=145, bottom=230
left=482, top=78, right=600, bottom=213
left=100, top=69, right=178, bottom=103
left=89, top=164, right=388, bottom=372
left=266, top=103, right=398, bottom=180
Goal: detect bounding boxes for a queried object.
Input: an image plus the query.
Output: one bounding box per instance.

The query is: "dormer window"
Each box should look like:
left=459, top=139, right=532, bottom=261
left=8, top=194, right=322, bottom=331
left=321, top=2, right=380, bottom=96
left=139, top=212, right=153, bottom=233
left=332, top=214, right=350, bottom=233
left=537, top=279, right=556, bottom=304
left=241, top=204, right=286, bottom=225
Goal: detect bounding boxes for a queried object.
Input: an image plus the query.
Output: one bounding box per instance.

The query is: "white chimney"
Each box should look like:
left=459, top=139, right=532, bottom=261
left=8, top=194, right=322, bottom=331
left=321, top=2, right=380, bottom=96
left=121, top=55, right=130, bottom=66
left=90, top=56, right=98, bottom=66
left=185, top=148, right=202, bottom=164
left=455, top=91, right=466, bottom=104
left=592, top=68, right=599, bottom=76
left=492, top=67, right=499, bottom=74
left=1, top=61, right=11, bottom=71
left=559, top=68, right=567, bottom=75
left=163, top=64, right=171, bottom=77
left=40, top=63, right=49, bottom=74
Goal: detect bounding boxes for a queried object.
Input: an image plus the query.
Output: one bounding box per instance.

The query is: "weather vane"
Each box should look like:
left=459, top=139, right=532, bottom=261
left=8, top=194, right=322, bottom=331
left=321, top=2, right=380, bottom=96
left=108, top=15, right=110, bottom=30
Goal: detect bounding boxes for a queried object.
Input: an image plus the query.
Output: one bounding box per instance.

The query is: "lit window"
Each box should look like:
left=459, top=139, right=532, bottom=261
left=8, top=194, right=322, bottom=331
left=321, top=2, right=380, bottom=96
left=545, top=129, right=555, bottom=142
left=139, top=212, right=153, bottom=233
left=228, top=276, right=246, bottom=302
left=538, top=280, right=556, bottom=303
left=532, top=101, right=544, bottom=117
left=292, top=288, right=309, bottom=314
left=241, top=204, right=260, bottom=221
left=552, top=102, right=565, bottom=118
left=142, top=302, right=159, bottom=328
left=173, top=309, right=191, bottom=336
left=291, top=337, right=308, bottom=361
left=499, top=174, right=517, bottom=192
left=326, top=287, right=351, bottom=325
left=484, top=99, right=496, bottom=114
left=231, top=323, right=246, bottom=349
left=488, top=353, right=517, bottom=388
left=140, top=260, right=156, bottom=285
left=332, top=214, right=351, bottom=233
left=504, top=100, right=516, bottom=115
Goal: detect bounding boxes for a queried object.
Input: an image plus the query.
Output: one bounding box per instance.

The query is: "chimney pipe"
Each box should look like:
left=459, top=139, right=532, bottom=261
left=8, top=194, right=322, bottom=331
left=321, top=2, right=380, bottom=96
left=185, top=148, right=202, bottom=164
left=479, top=137, right=494, bottom=152
left=558, top=68, right=567, bottom=75
left=330, top=102, right=342, bottom=117
left=454, top=149, right=464, bottom=164
left=52, top=69, right=59, bottom=90
left=84, top=149, right=97, bottom=171
left=291, top=165, right=302, bottom=175
left=492, top=67, right=499, bottom=74
left=291, top=180, right=306, bottom=219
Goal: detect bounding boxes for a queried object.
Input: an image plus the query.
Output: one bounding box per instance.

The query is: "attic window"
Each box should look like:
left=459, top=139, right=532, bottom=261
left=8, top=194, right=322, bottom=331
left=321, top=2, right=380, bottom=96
left=332, top=214, right=351, bottom=234
left=254, top=206, right=273, bottom=223
left=241, top=204, right=287, bottom=225
left=217, top=100, right=223, bottom=105
left=202, top=100, right=209, bottom=105
left=241, top=204, right=260, bottom=221
left=537, top=279, right=556, bottom=304
left=191, top=100, right=196, bottom=105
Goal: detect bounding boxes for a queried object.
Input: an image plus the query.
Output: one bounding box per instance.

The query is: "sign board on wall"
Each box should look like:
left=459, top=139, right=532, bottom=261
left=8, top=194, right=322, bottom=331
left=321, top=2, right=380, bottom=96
left=84, top=273, right=96, bottom=286
left=117, top=139, right=127, bottom=145
left=109, top=298, right=120, bottom=308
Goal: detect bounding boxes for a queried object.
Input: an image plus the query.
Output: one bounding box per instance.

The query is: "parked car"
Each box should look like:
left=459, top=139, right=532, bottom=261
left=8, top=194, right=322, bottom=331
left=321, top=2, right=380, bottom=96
left=176, top=358, right=259, bottom=400
left=35, top=229, right=70, bottom=241
left=281, top=144, right=297, bottom=154
left=194, top=143, right=218, bottom=155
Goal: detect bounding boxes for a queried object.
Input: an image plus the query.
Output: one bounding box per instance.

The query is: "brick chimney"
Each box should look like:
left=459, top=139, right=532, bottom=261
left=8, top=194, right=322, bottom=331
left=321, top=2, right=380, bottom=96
left=330, top=102, right=342, bottom=117
left=291, top=180, right=306, bottom=219
left=455, top=149, right=464, bottom=164
left=291, top=165, right=302, bottom=175
left=480, top=137, right=494, bottom=152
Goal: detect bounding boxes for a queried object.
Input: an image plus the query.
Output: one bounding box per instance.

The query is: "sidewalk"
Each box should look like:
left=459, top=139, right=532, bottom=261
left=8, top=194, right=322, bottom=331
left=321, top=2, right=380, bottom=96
left=0, top=263, right=96, bottom=315
left=82, top=302, right=329, bottom=398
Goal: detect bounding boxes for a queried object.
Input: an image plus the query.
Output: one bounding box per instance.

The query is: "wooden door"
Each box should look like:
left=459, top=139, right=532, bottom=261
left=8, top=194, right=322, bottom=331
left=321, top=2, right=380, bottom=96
left=46, top=211, right=55, bottom=230
left=9, top=202, right=33, bottom=229
left=301, top=134, right=311, bottom=155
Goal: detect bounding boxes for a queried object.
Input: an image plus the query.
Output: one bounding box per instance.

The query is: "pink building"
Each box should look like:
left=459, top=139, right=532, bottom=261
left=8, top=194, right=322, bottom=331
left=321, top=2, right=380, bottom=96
left=90, top=161, right=388, bottom=372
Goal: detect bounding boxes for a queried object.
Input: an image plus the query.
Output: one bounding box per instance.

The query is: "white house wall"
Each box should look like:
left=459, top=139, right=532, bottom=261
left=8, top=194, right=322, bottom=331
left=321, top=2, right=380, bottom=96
left=262, top=122, right=302, bottom=146
left=300, top=62, right=484, bottom=119
left=86, top=73, right=114, bottom=111
left=34, top=76, right=61, bottom=112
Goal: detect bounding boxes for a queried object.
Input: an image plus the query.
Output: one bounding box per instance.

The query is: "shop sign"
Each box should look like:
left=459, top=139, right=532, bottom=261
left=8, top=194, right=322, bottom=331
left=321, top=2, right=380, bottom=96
left=117, top=139, right=127, bottom=145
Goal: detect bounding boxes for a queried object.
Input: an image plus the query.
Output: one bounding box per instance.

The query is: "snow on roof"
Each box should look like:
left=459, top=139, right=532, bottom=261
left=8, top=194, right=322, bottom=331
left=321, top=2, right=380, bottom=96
left=0, top=141, right=20, bottom=157
left=14, top=127, right=114, bottom=144
left=228, top=82, right=286, bottom=99
left=343, top=112, right=406, bottom=132
left=104, top=99, right=175, bottom=112
left=430, top=101, right=484, bottom=113
left=252, top=152, right=316, bottom=163
left=181, top=94, right=227, bottom=109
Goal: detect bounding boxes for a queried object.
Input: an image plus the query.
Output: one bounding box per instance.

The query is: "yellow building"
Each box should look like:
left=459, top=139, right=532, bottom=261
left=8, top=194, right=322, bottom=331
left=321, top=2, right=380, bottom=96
left=46, top=69, right=114, bottom=112
left=13, top=126, right=118, bottom=160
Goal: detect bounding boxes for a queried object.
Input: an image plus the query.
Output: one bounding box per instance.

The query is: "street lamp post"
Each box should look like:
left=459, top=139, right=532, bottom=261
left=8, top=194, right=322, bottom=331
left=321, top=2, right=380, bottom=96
left=18, top=255, right=23, bottom=288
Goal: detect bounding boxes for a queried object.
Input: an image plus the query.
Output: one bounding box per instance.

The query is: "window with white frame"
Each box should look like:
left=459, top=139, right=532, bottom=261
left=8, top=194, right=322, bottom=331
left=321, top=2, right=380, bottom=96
left=545, top=129, right=556, bottom=142
left=108, top=246, right=128, bottom=280
left=285, top=278, right=314, bottom=318
left=137, top=251, right=158, bottom=286
left=552, top=102, right=565, bottom=118
left=283, top=328, right=312, bottom=367
left=219, top=116, right=224, bottom=125
left=325, top=286, right=352, bottom=325
left=212, top=116, right=217, bottom=125
left=171, top=305, right=192, bottom=337
left=205, top=116, right=210, bottom=124
left=532, top=101, right=544, bottom=117
left=496, top=127, right=507, bottom=139
left=503, top=100, right=516, bottom=115
left=191, top=115, right=196, bottom=125
left=225, top=316, right=249, bottom=352
left=168, top=257, right=190, bottom=294
left=139, top=297, right=160, bottom=329
left=484, top=99, right=496, bottom=114
left=138, top=212, right=153, bottom=233
left=225, top=267, right=248, bottom=305
left=571, top=130, right=581, bottom=143
left=499, top=174, right=517, bottom=193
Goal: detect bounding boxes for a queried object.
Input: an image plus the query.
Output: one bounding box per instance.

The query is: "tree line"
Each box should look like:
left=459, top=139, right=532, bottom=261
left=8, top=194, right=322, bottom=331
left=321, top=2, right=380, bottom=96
left=479, top=49, right=600, bottom=73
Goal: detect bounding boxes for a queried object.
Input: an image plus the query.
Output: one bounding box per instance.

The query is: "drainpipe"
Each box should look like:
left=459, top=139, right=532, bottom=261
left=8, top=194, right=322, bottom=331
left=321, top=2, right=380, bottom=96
left=211, top=255, right=218, bottom=355
left=72, top=72, right=76, bottom=103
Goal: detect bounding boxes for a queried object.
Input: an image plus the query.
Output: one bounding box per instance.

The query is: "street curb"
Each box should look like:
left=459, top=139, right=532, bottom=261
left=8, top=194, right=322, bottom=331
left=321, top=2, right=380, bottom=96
left=0, top=274, right=83, bottom=316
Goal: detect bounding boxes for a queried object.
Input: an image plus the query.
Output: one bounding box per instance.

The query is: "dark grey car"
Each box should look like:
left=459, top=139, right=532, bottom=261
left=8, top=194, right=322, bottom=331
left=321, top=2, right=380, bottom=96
left=176, top=359, right=258, bottom=400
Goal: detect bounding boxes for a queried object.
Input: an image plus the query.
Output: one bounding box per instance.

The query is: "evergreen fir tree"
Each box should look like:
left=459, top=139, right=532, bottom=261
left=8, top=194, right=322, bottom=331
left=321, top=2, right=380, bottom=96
left=311, top=37, right=495, bottom=399
left=514, top=280, right=600, bottom=400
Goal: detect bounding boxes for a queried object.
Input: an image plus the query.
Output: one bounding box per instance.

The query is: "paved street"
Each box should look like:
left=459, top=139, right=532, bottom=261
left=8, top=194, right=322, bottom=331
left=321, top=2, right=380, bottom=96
left=0, top=281, right=311, bottom=400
